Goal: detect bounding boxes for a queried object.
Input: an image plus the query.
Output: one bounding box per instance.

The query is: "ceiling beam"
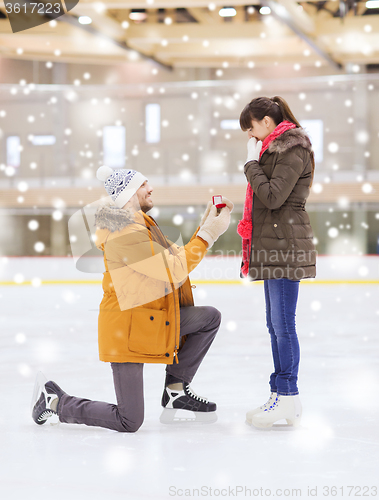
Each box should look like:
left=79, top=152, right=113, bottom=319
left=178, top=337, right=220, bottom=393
left=4, top=14, right=378, bottom=41
left=315, top=14, right=379, bottom=34
left=2, top=6, right=379, bottom=69
left=69, top=5, right=126, bottom=40
left=186, top=7, right=222, bottom=24
left=272, top=0, right=316, bottom=34
left=0, top=4, right=173, bottom=69
left=59, top=14, right=173, bottom=70
left=69, top=0, right=253, bottom=9
left=125, top=21, right=292, bottom=40
left=123, top=15, right=379, bottom=41
left=261, top=0, right=343, bottom=69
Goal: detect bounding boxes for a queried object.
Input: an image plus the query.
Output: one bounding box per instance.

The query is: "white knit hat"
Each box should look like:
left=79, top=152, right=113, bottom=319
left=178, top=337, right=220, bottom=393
left=96, top=166, right=148, bottom=208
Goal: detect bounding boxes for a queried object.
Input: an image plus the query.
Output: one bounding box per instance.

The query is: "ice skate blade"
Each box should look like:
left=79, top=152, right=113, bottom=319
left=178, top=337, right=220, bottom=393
left=160, top=408, right=218, bottom=425
left=251, top=420, right=302, bottom=431
left=31, top=371, right=48, bottom=412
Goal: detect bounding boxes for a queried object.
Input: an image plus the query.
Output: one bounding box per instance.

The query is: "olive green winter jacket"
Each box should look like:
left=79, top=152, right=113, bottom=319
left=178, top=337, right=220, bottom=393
left=243, top=127, right=317, bottom=281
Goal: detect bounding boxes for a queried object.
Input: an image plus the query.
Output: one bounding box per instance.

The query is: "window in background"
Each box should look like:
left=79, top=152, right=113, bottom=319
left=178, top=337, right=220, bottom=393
left=300, top=119, right=323, bottom=163
left=102, top=126, right=126, bottom=168
left=6, top=135, right=21, bottom=167
left=31, top=135, right=56, bottom=146
left=145, top=103, right=161, bottom=143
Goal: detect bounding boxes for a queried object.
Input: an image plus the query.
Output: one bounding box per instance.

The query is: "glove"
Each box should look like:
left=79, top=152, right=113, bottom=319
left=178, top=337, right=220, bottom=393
left=221, top=196, right=234, bottom=213
left=246, top=137, right=262, bottom=164
left=199, top=201, right=213, bottom=226
left=200, top=197, right=234, bottom=227
left=197, top=205, right=231, bottom=249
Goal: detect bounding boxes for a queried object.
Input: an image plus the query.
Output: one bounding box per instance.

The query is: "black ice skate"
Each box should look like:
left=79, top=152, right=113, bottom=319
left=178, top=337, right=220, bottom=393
left=31, top=371, right=66, bottom=425
left=160, top=383, right=217, bottom=424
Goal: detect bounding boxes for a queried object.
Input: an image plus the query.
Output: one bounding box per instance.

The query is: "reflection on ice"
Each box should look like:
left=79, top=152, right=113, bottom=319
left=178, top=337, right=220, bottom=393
left=104, top=446, right=133, bottom=476
left=292, top=414, right=334, bottom=450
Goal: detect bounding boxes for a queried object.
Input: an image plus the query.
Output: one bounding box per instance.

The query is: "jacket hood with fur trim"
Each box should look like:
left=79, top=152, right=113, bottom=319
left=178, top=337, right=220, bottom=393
left=94, top=204, right=137, bottom=233
left=267, top=127, right=313, bottom=155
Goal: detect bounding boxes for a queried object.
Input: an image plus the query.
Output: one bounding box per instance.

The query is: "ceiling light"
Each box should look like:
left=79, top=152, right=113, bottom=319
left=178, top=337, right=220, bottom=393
left=78, top=16, right=92, bottom=25
left=259, top=6, right=271, bottom=15
left=94, top=2, right=106, bottom=13
left=366, top=0, right=379, bottom=7
left=129, top=10, right=147, bottom=22
left=219, top=7, right=237, bottom=17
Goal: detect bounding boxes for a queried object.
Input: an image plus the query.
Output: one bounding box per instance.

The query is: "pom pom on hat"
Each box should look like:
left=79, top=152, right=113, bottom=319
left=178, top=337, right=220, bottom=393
left=96, top=165, right=113, bottom=182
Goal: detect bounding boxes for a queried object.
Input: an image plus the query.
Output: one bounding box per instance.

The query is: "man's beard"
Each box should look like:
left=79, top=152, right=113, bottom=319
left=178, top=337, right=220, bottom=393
left=140, top=200, right=153, bottom=213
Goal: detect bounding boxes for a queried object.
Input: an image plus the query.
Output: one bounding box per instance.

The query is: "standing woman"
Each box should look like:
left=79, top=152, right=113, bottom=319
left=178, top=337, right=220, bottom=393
left=238, top=96, right=317, bottom=428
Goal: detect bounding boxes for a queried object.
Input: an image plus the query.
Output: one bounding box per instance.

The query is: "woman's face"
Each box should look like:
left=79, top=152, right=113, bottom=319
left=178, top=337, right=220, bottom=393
left=246, top=116, right=276, bottom=142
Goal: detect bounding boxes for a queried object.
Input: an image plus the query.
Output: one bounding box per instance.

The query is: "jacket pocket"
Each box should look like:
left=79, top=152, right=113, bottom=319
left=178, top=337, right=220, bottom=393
left=129, top=308, right=168, bottom=356
left=272, top=222, right=285, bottom=239
left=269, top=221, right=289, bottom=250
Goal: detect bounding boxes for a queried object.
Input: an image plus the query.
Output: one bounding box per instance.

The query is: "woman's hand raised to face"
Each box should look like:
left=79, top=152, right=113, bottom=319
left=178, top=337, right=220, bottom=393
left=246, top=137, right=263, bottom=164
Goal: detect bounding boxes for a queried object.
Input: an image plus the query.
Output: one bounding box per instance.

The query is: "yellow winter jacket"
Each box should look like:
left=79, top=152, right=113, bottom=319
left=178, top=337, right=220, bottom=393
left=94, top=204, right=208, bottom=364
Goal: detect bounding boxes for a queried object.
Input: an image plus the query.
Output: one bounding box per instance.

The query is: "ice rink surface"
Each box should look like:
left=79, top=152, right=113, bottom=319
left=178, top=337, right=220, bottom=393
left=1, top=281, right=378, bottom=500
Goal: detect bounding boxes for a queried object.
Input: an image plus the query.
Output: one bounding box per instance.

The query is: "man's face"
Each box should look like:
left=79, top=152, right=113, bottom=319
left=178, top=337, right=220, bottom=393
left=136, top=180, right=154, bottom=213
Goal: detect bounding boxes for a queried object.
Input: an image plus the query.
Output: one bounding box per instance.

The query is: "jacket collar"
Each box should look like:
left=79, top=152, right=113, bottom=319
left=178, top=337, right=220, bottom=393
left=94, top=203, right=145, bottom=233
left=267, top=127, right=313, bottom=155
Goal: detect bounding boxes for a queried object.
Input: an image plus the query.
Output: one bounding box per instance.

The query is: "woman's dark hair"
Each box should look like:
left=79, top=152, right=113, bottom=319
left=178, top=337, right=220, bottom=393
left=239, top=95, right=315, bottom=187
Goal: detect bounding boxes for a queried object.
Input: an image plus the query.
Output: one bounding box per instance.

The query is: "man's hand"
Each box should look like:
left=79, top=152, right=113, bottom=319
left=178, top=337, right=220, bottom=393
left=200, top=196, right=234, bottom=227
left=246, top=137, right=262, bottom=164
left=199, top=201, right=213, bottom=227
left=197, top=205, right=231, bottom=249
left=220, top=196, right=234, bottom=213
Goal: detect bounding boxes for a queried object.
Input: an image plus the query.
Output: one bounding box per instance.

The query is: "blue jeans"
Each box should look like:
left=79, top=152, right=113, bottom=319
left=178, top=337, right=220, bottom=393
left=264, top=278, right=300, bottom=396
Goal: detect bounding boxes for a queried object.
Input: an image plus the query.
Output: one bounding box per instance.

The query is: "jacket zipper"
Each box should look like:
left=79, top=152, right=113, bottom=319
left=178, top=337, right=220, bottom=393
left=171, top=281, right=179, bottom=364
left=133, top=213, right=180, bottom=363
left=149, top=220, right=180, bottom=364
left=162, top=254, right=179, bottom=364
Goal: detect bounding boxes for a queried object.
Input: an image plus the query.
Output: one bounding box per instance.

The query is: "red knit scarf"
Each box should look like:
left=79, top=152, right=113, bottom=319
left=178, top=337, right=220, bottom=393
left=237, top=120, right=297, bottom=277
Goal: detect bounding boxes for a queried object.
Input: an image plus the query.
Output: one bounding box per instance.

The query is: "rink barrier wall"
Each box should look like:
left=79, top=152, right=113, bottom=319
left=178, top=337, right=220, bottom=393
left=0, top=256, right=378, bottom=284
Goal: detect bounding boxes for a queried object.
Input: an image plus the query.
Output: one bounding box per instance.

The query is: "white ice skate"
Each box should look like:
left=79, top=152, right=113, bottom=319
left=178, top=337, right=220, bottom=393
left=160, top=384, right=217, bottom=424
left=246, top=392, right=278, bottom=425
left=250, top=394, right=302, bottom=429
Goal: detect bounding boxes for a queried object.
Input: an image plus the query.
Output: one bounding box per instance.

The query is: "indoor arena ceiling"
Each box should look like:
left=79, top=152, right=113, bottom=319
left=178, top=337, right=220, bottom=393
left=1, top=0, right=379, bottom=71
